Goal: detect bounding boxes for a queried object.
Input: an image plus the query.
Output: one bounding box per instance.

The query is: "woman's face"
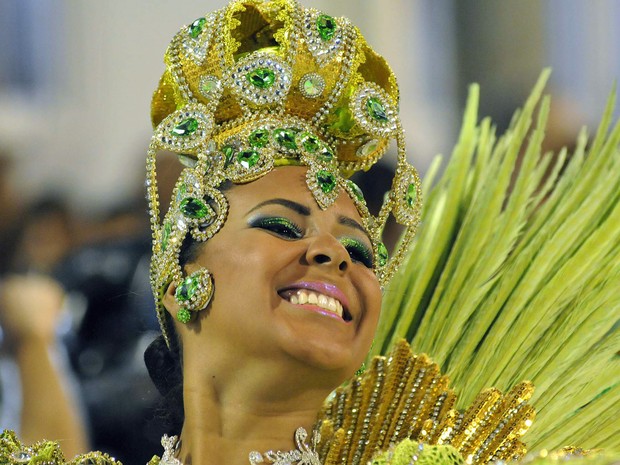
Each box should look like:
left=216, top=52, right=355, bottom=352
left=165, top=166, right=382, bottom=384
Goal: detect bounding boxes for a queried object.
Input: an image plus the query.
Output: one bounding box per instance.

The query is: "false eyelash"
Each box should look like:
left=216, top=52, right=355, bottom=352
left=249, top=216, right=304, bottom=239
left=339, top=237, right=374, bottom=268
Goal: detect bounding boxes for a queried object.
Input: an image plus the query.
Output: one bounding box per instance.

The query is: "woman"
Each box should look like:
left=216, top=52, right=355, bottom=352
left=1, top=0, right=617, bottom=464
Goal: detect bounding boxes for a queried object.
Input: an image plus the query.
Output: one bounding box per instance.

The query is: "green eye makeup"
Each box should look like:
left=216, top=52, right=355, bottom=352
left=339, top=236, right=374, bottom=268
left=249, top=216, right=304, bottom=239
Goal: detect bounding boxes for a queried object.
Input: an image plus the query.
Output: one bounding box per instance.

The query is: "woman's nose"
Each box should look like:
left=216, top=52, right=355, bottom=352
left=305, top=234, right=351, bottom=272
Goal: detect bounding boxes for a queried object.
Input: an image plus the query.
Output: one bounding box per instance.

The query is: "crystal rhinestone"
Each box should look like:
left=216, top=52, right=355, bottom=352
left=377, top=242, right=389, bottom=267
left=248, top=451, right=263, bottom=465
left=176, top=275, right=199, bottom=302
left=189, top=17, right=206, bottom=39
left=300, top=132, right=321, bottom=153
left=247, top=68, right=276, bottom=89
left=347, top=180, right=365, bottom=203
left=249, top=129, right=270, bottom=148
left=406, top=182, right=417, bottom=208
left=199, top=76, right=218, bottom=95
left=180, top=197, right=209, bottom=219
left=177, top=153, right=198, bottom=168
left=237, top=150, right=260, bottom=168
left=177, top=308, right=192, bottom=323
left=274, top=128, right=298, bottom=150
left=317, top=170, right=337, bottom=193
left=221, top=144, right=236, bottom=166
left=357, top=139, right=379, bottom=157
left=10, top=451, right=32, bottom=463
left=366, top=97, right=388, bottom=123
left=175, top=183, right=188, bottom=205
left=316, top=14, right=337, bottom=41
left=172, top=117, right=199, bottom=137
left=162, top=221, right=172, bottom=251
left=300, top=73, right=325, bottom=98
left=318, top=146, right=334, bottom=163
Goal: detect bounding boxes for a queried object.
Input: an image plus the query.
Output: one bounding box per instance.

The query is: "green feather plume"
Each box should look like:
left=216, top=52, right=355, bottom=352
left=375, top=70, right=620, bottom=451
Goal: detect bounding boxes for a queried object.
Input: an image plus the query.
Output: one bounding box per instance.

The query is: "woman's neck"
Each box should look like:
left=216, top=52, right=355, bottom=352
left=177, top=358, right=335, bottom=465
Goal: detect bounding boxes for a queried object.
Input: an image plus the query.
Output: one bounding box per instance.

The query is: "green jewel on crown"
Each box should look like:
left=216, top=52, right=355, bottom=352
left=249, top=129, right=270, bottom=148
left=172, top=118, right=199, bottom=137
left=346, top=180, right=365, bottom=203
left=366, top=97, right=388, bottom=123
left=180, top=197, right=210, bottom=219
left=189, top=17, right=206, bottom=38
left=230, top=53, right=292, bottom=106
left=237, top=150, right=261, bottom=169
left=316, top=14, right=337, bottom=41
left=317, top=146, right=334, bottom=163
left=300, top=132, right=321, bottom=153
left=406, top=183, right=417, bottom=208
left=162, top=221, right=172, bottom=252
left=317, top=170, right=337, bottom=194
left=377, top=242, right=389, bottom=267
left=247, top=68, right=276, bottom=89
left=274, top=128, right=298, bottom=151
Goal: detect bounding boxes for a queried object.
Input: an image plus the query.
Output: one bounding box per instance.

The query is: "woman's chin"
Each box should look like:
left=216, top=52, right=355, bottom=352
left=279, top=335, right=366, bottom=381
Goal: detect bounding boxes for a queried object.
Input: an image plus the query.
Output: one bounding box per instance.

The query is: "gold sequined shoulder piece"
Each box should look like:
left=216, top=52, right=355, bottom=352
left=0, top=430, right=121, bottom=465
left=316, top=340, right=536, bottom=465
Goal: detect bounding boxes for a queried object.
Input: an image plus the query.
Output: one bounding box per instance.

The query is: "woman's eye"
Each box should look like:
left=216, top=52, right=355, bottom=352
left=339, top=237, right=374, bottom=268
left=250, top=217, right=303, bottom=239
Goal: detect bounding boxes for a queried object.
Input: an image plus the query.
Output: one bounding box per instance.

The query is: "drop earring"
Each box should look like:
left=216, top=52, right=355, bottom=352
left=174, top=268, right=214, bottom=323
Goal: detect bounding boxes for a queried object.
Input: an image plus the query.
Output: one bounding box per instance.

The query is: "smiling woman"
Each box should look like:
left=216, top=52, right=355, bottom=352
left=2, top=0, right=619, bottom=464
left=152, top=165, right=384, bottom=463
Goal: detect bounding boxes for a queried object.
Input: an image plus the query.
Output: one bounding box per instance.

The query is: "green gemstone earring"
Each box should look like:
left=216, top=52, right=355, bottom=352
left=174, top=268, right=214, bottom=323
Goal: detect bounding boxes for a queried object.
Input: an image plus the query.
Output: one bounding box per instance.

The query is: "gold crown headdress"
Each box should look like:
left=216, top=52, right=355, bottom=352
left=146, top=0, right=422, bottom=345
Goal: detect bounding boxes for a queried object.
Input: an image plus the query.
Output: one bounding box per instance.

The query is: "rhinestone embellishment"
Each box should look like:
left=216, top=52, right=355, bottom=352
left=351, top=83, right=398, bottom=137
left=229, top=53, right=292, bottom=107
left=303, top=10, right=347, bottom=65
left=248, top=68, right=276, bottom=89
left=316, top=14, right=337, bottom=41
left=299, top=73, right=326, bottom=98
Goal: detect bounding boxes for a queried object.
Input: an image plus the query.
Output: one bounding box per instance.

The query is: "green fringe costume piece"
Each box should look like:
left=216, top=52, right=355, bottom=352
left=374, top=70, right=620, bottom=452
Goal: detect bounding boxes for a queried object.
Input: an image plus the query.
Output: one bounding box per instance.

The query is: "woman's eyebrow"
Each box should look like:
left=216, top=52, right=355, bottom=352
left=338, top=215, right=371, bottom=242
left=246, top=198, right=311, bottom=216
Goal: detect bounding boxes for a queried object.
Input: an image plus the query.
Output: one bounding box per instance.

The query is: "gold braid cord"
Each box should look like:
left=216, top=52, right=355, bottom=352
left=316, top=340, right=535, bottom=465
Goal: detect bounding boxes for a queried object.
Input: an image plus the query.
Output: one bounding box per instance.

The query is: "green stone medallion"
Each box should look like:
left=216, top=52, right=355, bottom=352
left=316, top=14, right=337, bottom=41
left=317, top=170, right=337, bottom=194
left=172, top=117, right=199, bottom=137
left=274, top=128, right=298, bottom=150
left=249, top=129, right=270, bottom=148
left=377, top=242, right=389, bottom=267
left=176, top=274, right=200, bottom=302
left=247, top=68, right=276, bottom=89
left=237, top=150, right=261, bottom=169
left=406, top=182, right=417, bottom=208
left=366, top=97, right=388, bottom=123
left=189, top=17, right=206, bottom=39
left=180, top=197, right=209, bottom=219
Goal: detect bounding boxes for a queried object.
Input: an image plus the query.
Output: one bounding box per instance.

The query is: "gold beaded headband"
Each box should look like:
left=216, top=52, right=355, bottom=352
left=146, top=0, right=422, bottom=346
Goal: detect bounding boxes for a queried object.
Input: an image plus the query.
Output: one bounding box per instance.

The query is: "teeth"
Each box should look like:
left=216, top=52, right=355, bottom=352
left=287, top=290, right=344, bottom=318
